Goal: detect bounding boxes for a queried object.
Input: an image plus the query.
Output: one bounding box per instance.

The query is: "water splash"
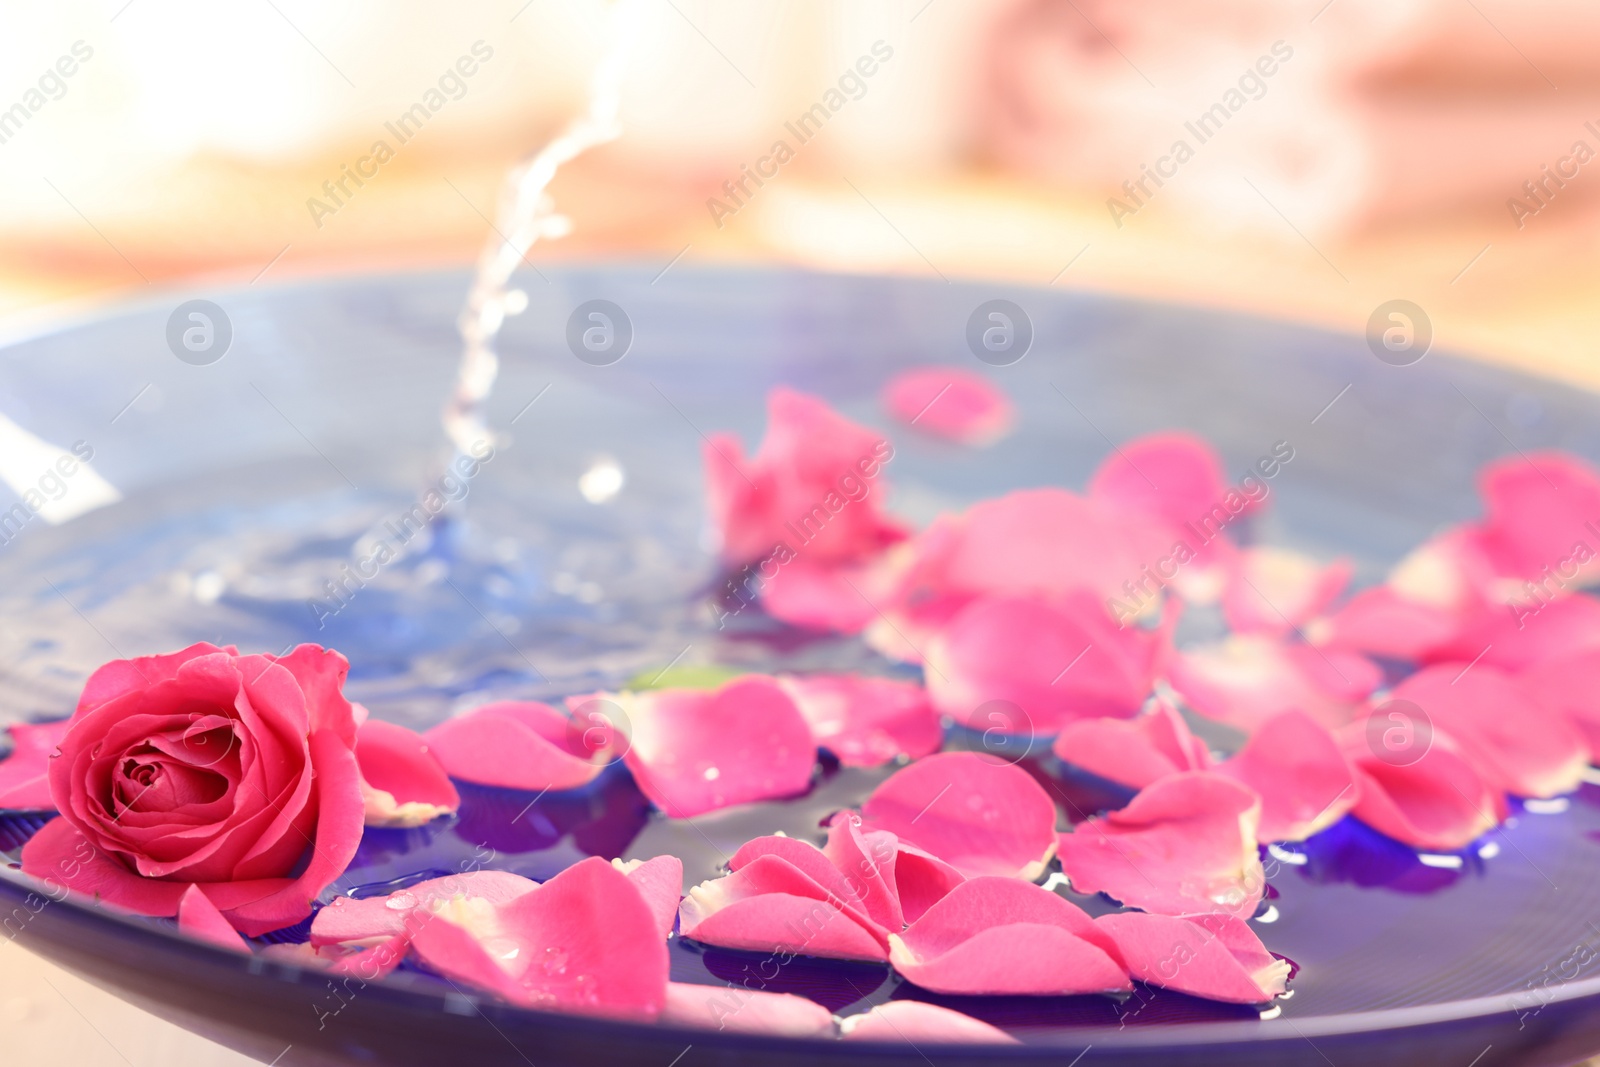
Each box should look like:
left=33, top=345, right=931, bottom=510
left=440, top=0, right=645, bottom=460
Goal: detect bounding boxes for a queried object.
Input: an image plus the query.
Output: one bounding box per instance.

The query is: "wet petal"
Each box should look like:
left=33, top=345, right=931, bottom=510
left=1223, top=547, right=1352, bottom=635
left=1337, top=725, right=1502, bottom=852
left=408, top=857, right=669, bottom=1019
left=177, top=885, right=251, bottom=954
left=618, top=676, right=816, bottom=818
left=1168, top=634, right=1380, bottom=733
left=840, top=1001, right=1019, bottom=1044
left=1216, top=711, right=1356, bottom=842
left=0, top=718, right=72, bottom=810
left=661, top=981, right=836, bottom=1036
left=310, top=870, right=538, bottom=948
left=1056, top=772, right=1264, bottom=918
left=424, top=702, right=609, bottom=792
left=882, top=367, right=1014, bottom=446
left=1095, top=911, right=1289, bottom=1004
left=1052, top=698, right=1210, bottom=790
left=355, top=717, right=460, bottom=828
left=860, top=751, right=1058, bottom=880
left=613, top=856, right=683, bottom=941
left=779, top=674, right=942, bottom=768
left=1387, top=665, right=1587, bottom=799
left=927, top=593, right=1176, bottom=734
left=888, top=876, right=1128, bottom=996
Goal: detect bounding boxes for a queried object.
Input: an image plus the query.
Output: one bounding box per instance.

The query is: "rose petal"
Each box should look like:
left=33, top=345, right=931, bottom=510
left=1095, top=911, right=1289, bottom=1004
left=661, top=981, right=836, bottom=1036
left=1338, top=726, right=1502, bottom=852
left=860, top=751, right=1058, bottom=880
left=681, top=890, right=890, bottom=962
left=1088, top=431, right=1241, bottom=530
left=1455, top=594, right=1600, bottom=673
left=729, top=834, right=874, bottom=918
left=1216, top=711, right=1357, bottom=842
left=840, top=1001, right=1019, bottom=1044
left=1388, top=664, right=1587, bottom=798
left=355, top=718, right=460, bottom=828
left=618, top=676, right=816, bottom=818
left=756, top=558, right=882, bottom=634
left=424, top=702, right=607, bottom=792
left=892, top=842, right=966, bottom=925
left=225, top=728, right=366, bottom=937
left=310, top=870, right=539, bottom=948
left=1311, top=528, right=1500, bottom=663
left=1223, top=548, right=1352, bottom=636
left=177, top=885, right=251, bottom=954
left=882, top=367, right=1014, bottom=446
left=1519, top=648, right=1600, bottom=761
left=888, top=876, right=1128, bottom=996
left=267, top=645, right=360, bottom=744
left=324, top=934, right=409, bottom=979
left=1476, top=452, right=1600, bottom=582
left=927, top=593, right=1177, bottom=734
left=20, top=818, right=304, bottom=920
left=409, top=857, right=669, bottom=1019
left=680, top=852, right=890, bottom=959
left=0, top=718, right=72, bottom=810
left=1168, top=634, right=1381, bottom=733
left=613, top=856, right=683, bottom=941
left=704, top=387, right=907, bottom=568
left=1057, top=772, right=1264, bottom=918
left=1313, top=585, right=1469, bottom=664
left=1052, top=698, right=1211, bottom=790
left=75, top=642, right=236, bottom=716
left=779, top=674, right=942, bottom=768
left=822, top=812, right=903, bottom=932
left=881, top=489, right=1169, bottom=632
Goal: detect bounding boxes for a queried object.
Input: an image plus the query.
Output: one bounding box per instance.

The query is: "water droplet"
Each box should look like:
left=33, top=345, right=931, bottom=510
left=702, top=767, right=720, bottom=781
left=542, top=947, right=569, bottom=976
left=331, top=897, right=348, bottom=907
left=385, top=892, right=418, bottom=910
left=486, top=938, right=521, bottom=962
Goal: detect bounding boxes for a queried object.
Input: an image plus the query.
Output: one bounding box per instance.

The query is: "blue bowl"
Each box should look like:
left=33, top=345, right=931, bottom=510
left=2, top=265, right=1599, bottom=1066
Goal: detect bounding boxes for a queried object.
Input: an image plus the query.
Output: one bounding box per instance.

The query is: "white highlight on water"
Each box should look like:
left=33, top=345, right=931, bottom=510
left=0, top=414, right=121, bottom=524
left=440, top=0, right=644, bottom=459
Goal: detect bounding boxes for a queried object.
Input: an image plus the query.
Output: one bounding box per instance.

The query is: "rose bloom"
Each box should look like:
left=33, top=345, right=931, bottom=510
left=21, top=643, right=365, bottom=937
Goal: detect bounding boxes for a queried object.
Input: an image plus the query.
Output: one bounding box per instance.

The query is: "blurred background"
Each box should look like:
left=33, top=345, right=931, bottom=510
left=3, top=0, right=1599, bottom=385
left=5, top=0, right=1600, bottom=1062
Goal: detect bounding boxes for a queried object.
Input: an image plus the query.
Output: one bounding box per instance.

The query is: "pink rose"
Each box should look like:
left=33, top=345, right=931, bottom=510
left=21, top=642, right=365, bottom=936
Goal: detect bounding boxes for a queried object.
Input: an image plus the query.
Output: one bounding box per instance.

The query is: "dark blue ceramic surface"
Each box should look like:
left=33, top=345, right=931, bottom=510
left=3, top=266, right=1600, bottom=1066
